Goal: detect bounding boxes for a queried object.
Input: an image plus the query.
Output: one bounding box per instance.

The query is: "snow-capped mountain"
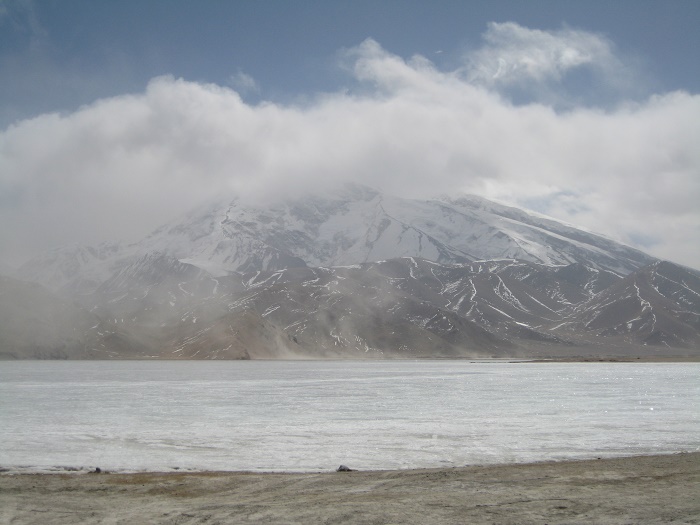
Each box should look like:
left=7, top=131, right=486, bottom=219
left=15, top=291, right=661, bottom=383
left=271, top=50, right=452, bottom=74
left=18, top=184, right=654, bottom=294
left=7, top=184, right=698, bottom=359
left=138, top=183, right=654, bottom=278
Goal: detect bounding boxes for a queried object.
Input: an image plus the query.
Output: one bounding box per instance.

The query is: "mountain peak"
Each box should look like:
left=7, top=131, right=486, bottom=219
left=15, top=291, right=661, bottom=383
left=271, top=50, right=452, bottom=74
left=19, top=186, right=657, bottom=293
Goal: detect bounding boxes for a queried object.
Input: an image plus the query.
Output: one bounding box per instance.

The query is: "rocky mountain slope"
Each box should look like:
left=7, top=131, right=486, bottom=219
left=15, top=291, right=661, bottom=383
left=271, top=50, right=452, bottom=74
left=4, top=185, right=698, bottom=359
left=566, top=261, right=700, bottom=348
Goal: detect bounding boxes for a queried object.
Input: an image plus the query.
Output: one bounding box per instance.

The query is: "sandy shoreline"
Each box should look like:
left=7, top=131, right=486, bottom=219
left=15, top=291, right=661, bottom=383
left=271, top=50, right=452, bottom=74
left=2, top=452, right=698, bottom=524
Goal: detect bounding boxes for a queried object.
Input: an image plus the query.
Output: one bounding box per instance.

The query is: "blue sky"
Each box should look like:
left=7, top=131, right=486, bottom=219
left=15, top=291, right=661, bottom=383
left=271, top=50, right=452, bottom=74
left=2, top=0, right=699, bottom=124
left=0, top=0, right=699, bottom=268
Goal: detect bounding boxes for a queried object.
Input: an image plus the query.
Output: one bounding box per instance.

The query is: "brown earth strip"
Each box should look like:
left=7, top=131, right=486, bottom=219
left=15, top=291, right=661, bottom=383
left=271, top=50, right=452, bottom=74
left=1, top=452, right=698, bottom=524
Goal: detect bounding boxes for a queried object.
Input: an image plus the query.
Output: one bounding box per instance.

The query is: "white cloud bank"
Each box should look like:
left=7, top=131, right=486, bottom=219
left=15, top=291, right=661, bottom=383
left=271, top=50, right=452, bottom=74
left=1, top=23, right=699, bottom=269
left=466, top=22, right=622, bottom=87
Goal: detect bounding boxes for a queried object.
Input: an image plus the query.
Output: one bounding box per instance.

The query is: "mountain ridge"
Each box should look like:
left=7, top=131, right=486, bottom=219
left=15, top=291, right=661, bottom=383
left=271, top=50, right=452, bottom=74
left=4, top=185, right=698, bottom=359
left=18, top=185, right=655, bottom=293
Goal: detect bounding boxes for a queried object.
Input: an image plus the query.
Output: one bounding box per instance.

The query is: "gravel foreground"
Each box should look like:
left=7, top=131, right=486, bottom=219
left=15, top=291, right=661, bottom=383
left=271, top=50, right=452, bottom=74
left=1, top=452, right=699, bottom=524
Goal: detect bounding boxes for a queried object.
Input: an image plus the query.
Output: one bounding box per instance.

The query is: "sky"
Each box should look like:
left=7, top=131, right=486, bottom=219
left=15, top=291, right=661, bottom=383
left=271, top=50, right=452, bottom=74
left=0, top=0, right=699, bottom=269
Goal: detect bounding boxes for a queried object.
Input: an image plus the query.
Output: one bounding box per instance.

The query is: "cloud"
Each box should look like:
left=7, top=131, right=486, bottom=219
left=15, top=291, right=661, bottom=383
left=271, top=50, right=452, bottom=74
left=230, top=70, right=259, bottom=94
left=463, top=22, right=637, bottom=107
left=1, top=24, right=699, bottom=270
left=467, top=22, right=618, bottom=84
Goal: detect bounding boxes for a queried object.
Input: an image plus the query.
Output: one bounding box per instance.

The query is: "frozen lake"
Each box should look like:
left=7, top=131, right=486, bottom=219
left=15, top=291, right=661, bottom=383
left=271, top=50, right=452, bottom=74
left=1, top=360, right=698, bottom=473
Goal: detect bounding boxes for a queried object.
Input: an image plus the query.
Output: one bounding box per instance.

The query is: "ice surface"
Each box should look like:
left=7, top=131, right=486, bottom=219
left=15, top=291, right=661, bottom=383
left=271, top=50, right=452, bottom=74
left=1, top=361, right=698, bottom=473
